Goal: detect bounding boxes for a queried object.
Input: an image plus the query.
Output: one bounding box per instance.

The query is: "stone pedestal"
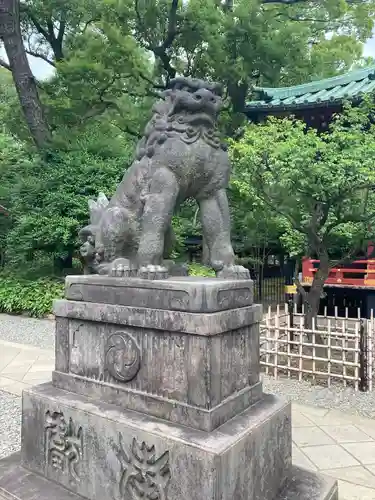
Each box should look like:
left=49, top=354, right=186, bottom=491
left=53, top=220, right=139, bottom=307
left=0, top=276, right=338, bottom=500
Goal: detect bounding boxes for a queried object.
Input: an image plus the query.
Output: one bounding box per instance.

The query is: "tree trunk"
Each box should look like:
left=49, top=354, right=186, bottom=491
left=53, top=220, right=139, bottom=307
left=304, top=253, right=329, bottom=329
left=0, top=0, right=51, bottom=149
left=305, top=281, right=322, bottom=329
left=303, top=252, right=330, bottom=356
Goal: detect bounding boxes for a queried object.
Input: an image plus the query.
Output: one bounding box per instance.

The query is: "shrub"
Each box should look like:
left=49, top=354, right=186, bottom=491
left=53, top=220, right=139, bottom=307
left=4, top=148, right=131, bottom=267
left=0, top=275, right=64, bottom=317
left=188, top=262, right=215, bottom=277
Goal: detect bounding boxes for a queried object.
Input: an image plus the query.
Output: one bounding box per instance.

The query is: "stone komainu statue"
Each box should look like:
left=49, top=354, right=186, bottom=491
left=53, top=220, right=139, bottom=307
left=79, top=76, right=249, bottom=280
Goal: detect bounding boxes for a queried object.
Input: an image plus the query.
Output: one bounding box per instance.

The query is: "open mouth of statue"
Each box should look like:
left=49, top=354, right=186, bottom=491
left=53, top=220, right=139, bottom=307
left=177, top=112, right=216, bottom=128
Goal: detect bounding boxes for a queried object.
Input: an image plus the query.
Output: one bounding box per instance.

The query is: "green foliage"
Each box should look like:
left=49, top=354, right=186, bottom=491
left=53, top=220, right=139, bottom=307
left=0, top=129, right=36, bottom=265
left=131, top=0, right=374, bottom=133
left=0, top=70, right=28, bottom=140
left=228, top=176, right=284, bottom=255
left=230, top=100, right=375, bottom=260
left=0, top=274, right=64, bottom=317
left=187, top=262, right=215, bottom=277
left=230, top=98, right=375, bottom=318
left=0, top=127, right=134, bottom=268
left=4, top=0, right=373, bottom=143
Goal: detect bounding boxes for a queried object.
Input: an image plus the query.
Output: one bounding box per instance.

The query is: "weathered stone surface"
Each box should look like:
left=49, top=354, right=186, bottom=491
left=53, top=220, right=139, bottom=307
left=53, top=299, right=262, bottom=335
left=276, top=466, right=338, bottom=500
left=65, top=275, right=254, bottom=312
left=55, top=317, right=69, bottom=373
left=0, top=274, right=339, bottom=500
left=0, top=454, right=81, bottom=500
left=78, top=77, right=250, bottom=280
left=53, top=300, right=262, bottom=431
left=0, top=455, right=339, bottom=500
left=20, top=383, right=292, bottom=500
left=52, top=371, right=262, bottom=432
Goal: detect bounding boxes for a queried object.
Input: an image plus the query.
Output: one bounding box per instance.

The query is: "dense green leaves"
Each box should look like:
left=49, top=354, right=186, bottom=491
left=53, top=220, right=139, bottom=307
left=0, top=274, right=64, bottom=316
left=0, top=128, right=134, bottom=271
left=230, top=99, right=375, bottom=321
left=230, top=101, right=375, bottom=260
left=2, top=0, right=373, bottom=143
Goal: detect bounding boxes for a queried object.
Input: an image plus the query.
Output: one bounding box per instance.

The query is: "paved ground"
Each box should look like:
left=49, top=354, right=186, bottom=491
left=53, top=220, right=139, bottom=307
left=3, top=339, right=375, bottom=498
left=0, top=339, right=54, bottom=395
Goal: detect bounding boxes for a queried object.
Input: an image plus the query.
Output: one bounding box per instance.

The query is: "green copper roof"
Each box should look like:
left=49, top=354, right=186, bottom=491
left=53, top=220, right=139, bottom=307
left=245, top=66, right=375, bottom=114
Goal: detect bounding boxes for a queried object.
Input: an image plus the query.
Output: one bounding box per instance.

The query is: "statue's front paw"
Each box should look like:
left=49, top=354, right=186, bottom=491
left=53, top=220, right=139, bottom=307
left=138, top=265, right=169, bottom=280
left=216, top=265, right=250, bottom=280
left=109, top=258, right=137, bottom=278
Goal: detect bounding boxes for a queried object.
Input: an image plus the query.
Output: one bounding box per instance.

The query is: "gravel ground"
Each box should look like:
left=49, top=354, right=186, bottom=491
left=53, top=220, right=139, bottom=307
left=0, top=391, right=21, bottom=459
left=0, top=313, right=54, bottom=349
left=263, top=374, right=375, bottom=419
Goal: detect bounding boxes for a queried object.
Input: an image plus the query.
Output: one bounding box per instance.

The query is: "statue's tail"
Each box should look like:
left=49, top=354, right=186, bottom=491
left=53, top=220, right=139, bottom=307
left=88, top=192, right=109, bottom=226
left=79, top=192, right=109, bottom=242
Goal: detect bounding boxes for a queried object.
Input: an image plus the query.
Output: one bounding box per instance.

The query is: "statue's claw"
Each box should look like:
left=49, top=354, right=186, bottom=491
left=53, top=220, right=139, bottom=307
left=216, top=265, right=250, bottom=280
left=109, top=258, right=137, bottom=278
left=138, top=265, right=169, bottom=280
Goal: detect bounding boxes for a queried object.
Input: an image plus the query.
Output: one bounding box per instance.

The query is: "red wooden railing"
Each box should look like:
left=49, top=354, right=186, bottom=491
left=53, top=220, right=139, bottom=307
left=302, top=254, right=375, bottom=287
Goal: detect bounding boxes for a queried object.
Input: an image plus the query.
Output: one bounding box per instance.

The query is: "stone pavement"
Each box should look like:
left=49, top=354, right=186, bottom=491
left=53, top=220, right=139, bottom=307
left=2, top=339, right=375, bottom=499
left=0, top=339, right=54, bottom=396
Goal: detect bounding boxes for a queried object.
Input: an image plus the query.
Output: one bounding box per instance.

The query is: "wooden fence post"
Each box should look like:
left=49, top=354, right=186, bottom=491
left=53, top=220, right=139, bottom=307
left=359, top=319, right=369, bottom=392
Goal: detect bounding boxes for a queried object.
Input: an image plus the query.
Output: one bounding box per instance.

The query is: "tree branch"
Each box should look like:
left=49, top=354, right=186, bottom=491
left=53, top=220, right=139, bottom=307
left=0, top=204, right=9, bottom=215
left=134, top=0, right=152, bottom=46
left=137, top=70, right=165, bottom=90
left=255, top=184, right=307, bottom=234
left=162, top=0, right=179, bottom=50
left=114, top=122, right=142, bottom=138
left=46, top=19, right=55, bottom=40
left=80, top=99, right=141, bottom=138
left=26, top=11, right=51, bottom=42
left=149, top=0, right=180, bottom=80
left=81, top=17, right=99, bottom=34
left=276, top=13, right=330, bottom=22
left=57, top=17, right=66, bottom=44
left=329, top=241, right=367, bottom=270
left=323, top=209, right=375, bottom=240
left=25, top=49, right=56, bottom=67
left=0, top=58, right=10, bottom=71
left=153, top=49, right=176, bottom=79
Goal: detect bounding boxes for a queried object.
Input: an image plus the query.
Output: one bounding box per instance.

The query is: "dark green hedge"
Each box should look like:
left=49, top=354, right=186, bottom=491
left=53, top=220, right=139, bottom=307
left=0, top=264, right=215, bottom=317
left=0, top=275, right=64, bottom=317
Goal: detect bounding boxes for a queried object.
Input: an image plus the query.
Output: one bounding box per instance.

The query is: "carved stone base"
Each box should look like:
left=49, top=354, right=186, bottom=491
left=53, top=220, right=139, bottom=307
left=0, top=274, right=338, bottom=500
left=0, top=454, right=339, bottom=500
left=64, top=274, right=254, bottom=312
left=0, top=455, right=338, bottom=500
left=13, top=383, right=296, bottom=500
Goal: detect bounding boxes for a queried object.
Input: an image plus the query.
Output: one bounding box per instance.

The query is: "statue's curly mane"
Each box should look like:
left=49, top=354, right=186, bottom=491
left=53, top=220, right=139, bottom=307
left=135, top=77, right=223, bottom=161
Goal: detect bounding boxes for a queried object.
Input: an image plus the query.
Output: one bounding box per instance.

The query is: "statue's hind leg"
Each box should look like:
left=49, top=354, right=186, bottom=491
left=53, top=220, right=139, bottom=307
left=199, top=189, right=250, bottom=280
left=137, top=167, right=179, bottom=279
